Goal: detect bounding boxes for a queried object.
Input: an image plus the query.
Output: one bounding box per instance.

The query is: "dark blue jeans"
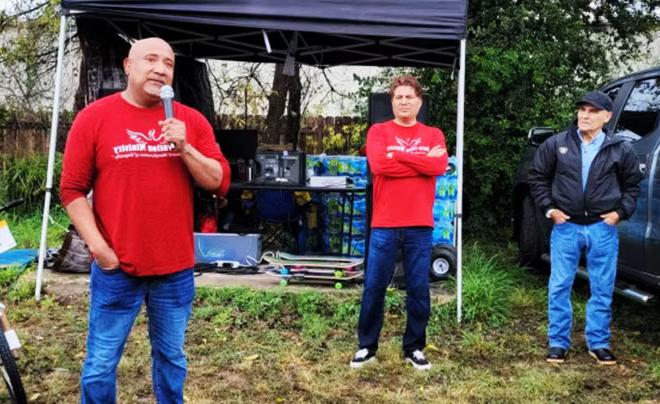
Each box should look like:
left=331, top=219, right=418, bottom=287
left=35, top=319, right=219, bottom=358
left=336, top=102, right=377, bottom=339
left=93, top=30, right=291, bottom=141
left=358, top=227, right=432, bottom=353
left=81, top=262, right=195, bottom=404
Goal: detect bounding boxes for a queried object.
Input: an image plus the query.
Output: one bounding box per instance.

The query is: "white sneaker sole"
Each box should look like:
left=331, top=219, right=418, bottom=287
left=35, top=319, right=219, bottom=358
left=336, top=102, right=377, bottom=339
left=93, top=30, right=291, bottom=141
left=588, top=351, right=616, bottom=365
left=350, top=356, right=376, bottom=369
left=405, top=357, right=432, bottom=370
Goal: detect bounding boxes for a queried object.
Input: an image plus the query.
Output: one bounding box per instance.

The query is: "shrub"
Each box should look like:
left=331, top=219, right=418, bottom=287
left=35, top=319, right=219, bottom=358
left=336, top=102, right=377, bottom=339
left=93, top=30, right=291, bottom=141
left=429, top=242, right=519, bottom=332
left=0, top=153, right=63, bottom=213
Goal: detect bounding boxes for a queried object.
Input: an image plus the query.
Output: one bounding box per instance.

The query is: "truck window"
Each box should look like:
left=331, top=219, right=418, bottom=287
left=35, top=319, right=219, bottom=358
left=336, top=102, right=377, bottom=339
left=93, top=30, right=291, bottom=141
left=605, top=86, right=621, bottom=101
left=614, top=77, right=660, bottom=142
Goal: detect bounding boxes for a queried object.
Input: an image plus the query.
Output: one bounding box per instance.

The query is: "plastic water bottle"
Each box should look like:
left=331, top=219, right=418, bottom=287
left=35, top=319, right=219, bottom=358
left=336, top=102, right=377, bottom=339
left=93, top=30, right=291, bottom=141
left=432, top=200, right=445, bottom=221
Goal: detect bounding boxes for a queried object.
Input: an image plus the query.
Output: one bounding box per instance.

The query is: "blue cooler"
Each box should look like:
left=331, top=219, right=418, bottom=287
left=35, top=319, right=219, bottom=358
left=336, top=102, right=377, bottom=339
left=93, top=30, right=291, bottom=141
left=193, top=233, right=262, bottom=266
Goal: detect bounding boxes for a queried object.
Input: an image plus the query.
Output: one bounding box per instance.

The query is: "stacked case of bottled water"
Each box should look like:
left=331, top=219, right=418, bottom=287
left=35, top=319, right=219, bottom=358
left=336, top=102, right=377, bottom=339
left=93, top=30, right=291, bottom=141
left=307, top=155, right=457, bottom=256
left=432, top=156, right=458, bottom=246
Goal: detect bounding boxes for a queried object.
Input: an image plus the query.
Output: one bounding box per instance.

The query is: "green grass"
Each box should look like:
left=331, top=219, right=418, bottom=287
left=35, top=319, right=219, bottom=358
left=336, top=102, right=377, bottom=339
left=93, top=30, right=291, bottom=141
left=1, top=229, right=660, bottom=402
left=3, top=205, right=69, bottom=249
left=0, top=153, right=63, bottom=214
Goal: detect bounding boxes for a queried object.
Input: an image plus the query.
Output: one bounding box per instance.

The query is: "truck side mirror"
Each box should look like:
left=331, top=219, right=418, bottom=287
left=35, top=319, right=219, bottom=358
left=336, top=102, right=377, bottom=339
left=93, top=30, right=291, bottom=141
left=528, top=127, right=555, bottom=146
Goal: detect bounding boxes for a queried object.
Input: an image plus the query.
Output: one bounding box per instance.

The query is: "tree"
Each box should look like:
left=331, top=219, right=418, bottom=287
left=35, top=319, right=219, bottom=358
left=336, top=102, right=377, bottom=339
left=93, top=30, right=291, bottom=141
left=264, top=62, right=303, bottom=147
left=359, top=0, right=660, bottom=238
left=0, top=0, right=75, bottom=111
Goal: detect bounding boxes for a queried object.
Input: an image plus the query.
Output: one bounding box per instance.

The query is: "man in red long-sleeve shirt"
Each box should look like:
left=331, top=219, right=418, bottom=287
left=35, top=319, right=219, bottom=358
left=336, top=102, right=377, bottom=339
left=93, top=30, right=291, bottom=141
left=60, top=37, right=230, bottom=403
left=350, top=76, right=448, bottom=371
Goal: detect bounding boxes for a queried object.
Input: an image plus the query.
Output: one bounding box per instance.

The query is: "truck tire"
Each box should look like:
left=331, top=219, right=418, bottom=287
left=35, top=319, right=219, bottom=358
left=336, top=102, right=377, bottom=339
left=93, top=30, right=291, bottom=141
left=518, top=195, right=542, bottom=268
left=430, top=244, right=457, bottom=281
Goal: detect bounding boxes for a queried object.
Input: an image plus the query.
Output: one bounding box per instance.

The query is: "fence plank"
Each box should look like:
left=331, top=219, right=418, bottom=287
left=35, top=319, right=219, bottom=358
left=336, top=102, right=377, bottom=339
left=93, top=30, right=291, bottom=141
left=1, top=114, right=364, bottom=156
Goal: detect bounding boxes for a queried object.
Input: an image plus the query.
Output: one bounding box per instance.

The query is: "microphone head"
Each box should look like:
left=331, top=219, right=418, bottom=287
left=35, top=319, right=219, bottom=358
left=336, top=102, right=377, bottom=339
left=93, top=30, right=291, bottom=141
left=159, top=85, right=174, bottom=100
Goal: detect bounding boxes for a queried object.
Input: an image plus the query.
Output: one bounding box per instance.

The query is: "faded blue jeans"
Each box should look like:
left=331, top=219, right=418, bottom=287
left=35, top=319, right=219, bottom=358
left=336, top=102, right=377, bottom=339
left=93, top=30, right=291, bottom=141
left=548, top=220, right=618, bottom=350
left=358, top=227, right=432, bottom=354
left=81, top=262, right=195, bottom=404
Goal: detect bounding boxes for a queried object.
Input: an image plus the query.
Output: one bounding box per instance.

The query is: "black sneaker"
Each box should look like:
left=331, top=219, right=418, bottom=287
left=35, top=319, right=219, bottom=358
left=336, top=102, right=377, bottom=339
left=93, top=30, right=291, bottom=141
left=546, top=347, right=568, bottom=363
left=589, top=348, right=616, bottom=365
left=404, top=350, right=432, bottom=370
left=350, top=348, right=376, bottom=369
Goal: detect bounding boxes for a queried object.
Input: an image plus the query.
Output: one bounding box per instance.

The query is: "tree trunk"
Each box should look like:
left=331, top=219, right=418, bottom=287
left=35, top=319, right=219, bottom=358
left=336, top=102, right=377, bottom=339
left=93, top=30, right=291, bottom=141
left=285, top=63, right=302, bottom=148
left=264, top=63, right=288, bottom=145
left=74, top=20, right=216, bottom=133
left=74, top=19, right=129, bottom=113
left=173, top=58, right=217, bottom=131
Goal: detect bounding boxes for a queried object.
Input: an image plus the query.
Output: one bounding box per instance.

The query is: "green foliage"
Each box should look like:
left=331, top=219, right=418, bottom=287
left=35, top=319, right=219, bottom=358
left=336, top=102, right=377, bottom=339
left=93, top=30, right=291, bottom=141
left=459, top=246, right=518, bottom=325
left=4, top=205, right=69, bottom=248
left=6, top=274, right=36, bottom=302
left=356, top=0, right=659, bottom=239
left=4, top=239, right=660, bottom=402
left=651, top=361, right=660, bottom=381
left=0, top=265, right=35, bottom=303
left=0, top=266, right=24, bottom=291
left=322, top=122, right=367, bottom=155
left=429, top=243, right=519, bottom=331
left=199, top=244, right=520, bottom=344
left=0, top=0, right=64, bottom=110
left=0, top=153, right=63, bottom=213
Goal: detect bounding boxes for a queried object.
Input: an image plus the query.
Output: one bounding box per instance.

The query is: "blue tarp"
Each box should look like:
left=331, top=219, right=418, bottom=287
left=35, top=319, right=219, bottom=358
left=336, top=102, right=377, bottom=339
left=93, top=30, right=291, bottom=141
left=0, top=249, right=38, bottom=269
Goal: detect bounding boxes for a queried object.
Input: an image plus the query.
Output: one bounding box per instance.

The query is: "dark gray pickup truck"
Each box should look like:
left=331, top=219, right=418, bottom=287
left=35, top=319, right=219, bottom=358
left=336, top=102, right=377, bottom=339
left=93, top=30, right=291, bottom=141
left=512, top=66, right=660, bottom=304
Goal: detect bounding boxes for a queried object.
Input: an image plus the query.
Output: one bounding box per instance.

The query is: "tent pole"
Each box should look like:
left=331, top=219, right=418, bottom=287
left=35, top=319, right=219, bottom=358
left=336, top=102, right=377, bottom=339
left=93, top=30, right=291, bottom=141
left=35, top=15, right=67, bottom=301
left=455, top=39, right=466, bottom=323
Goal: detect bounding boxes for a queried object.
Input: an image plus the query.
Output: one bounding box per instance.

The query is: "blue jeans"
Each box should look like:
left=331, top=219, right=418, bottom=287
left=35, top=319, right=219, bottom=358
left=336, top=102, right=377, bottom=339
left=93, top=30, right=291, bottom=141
left=548, top=220, right=618, bottom=350
left=81, top=262, right=195, bottom=404
left=358, top=227, right=432, bottom=353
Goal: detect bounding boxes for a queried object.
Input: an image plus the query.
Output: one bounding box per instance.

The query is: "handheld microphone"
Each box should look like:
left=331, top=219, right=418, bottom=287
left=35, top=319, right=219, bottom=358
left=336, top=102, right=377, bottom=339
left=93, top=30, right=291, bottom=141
left=160, top=85, right=174, bottom=119
left=159, top=85, right=175, bottom=148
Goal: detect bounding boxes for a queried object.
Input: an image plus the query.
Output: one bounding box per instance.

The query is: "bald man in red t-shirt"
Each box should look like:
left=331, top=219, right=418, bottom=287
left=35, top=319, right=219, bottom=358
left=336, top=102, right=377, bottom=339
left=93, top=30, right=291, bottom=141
left=60, top=37, right=229, bottom=403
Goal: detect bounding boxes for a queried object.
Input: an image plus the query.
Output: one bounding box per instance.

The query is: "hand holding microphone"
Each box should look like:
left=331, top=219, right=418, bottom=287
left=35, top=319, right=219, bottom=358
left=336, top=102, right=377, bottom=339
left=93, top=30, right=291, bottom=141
left=159, top=85, right=187, bottom=151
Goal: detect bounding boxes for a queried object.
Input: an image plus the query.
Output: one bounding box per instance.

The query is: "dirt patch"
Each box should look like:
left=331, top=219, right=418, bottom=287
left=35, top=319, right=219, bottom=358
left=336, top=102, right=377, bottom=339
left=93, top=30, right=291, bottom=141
left=26, top=267, right=455, bottom=303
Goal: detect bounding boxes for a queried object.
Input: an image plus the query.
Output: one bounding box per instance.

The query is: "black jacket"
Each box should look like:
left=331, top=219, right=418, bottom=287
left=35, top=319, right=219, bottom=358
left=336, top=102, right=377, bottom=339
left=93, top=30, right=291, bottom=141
left=529, top=125, right=643, bottom=224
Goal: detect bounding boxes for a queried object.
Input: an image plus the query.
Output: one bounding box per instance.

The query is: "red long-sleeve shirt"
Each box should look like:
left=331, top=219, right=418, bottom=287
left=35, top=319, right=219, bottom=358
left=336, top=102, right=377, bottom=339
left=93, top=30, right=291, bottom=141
left=367, top=120, right=448, bottom=228
left=60, top=93, right=230, bottom=276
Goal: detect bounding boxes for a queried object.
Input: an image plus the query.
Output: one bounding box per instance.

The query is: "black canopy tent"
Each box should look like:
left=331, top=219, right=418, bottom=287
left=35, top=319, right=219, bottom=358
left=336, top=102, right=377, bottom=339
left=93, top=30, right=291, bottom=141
left=37, top=0, right=469, bottom=320
left=60, top=0, right=466, bottom=67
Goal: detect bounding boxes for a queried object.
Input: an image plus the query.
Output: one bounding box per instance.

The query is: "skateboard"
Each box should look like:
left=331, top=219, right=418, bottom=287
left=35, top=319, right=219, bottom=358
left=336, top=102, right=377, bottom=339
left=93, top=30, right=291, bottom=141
left=263, top=254, right=363, bottom=270
left=262, top=251, right=364, bottom=288
left=265, top=267, right=363, bottom=289
left=276, top=252, right=364, bottom=265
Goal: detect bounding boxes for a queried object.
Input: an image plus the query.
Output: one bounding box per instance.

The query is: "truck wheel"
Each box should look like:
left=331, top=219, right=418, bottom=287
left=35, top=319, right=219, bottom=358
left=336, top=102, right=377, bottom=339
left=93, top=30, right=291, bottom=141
left=518, top=195, right=542, bottom=268
left=430, top=244, right=457, bottom=282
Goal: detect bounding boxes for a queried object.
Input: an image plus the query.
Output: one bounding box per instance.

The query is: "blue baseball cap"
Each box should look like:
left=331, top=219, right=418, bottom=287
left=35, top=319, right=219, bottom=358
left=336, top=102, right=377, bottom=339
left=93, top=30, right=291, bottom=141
left=576, top=91, right=613, bottom=112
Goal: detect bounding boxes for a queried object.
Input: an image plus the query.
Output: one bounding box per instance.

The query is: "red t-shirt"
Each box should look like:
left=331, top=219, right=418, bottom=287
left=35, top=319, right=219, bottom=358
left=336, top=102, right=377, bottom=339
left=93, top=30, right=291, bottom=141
left=60, top=93, right=230, bottom=276
left=367, top=120, right=448, bottom=228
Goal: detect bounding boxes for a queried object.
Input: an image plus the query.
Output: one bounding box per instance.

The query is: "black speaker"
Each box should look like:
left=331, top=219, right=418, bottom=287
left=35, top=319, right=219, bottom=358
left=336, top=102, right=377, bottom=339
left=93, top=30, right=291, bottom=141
left=216, top=129, right=259, bottom=181
left=216, top=129, right=258, bottom=161
left=255, top=151, right=306, bottom=185
left=368, top=93, right=429, bottom=126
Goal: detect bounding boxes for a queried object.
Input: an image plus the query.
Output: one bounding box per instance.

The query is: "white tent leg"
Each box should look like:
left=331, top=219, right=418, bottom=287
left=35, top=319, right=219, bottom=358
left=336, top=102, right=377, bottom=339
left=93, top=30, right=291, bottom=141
left=35, top=15, right=67, bottom=301
left=455, top=39, right=466, bottom=322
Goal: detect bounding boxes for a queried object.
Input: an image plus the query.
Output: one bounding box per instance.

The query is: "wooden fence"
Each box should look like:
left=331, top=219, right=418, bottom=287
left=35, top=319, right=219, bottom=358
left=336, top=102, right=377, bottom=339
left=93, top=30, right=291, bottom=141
left=0, top=114, right=364, bottom=156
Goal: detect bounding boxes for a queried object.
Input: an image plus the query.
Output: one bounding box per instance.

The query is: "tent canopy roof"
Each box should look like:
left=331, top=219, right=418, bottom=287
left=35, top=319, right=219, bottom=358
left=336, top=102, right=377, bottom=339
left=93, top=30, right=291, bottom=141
left=61, top=0, right=468, bottom=68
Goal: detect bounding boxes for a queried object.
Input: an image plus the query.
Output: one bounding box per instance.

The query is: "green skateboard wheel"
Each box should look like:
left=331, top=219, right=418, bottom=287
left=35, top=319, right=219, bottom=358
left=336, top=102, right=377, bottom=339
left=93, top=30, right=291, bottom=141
left=279, top=279, right=288, bottom=287
left=335, top=282, right=343, bottom=289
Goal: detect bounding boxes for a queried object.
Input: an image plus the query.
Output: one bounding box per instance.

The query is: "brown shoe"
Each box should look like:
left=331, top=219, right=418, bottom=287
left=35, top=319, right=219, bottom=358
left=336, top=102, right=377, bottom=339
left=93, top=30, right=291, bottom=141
left=588, top=348, right=616, bottom=365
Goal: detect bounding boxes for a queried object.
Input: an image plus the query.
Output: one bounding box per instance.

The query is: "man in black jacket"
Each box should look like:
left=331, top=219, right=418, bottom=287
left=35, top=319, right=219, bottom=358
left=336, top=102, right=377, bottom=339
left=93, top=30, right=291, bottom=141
left=529, top=91, right=642, bottom=365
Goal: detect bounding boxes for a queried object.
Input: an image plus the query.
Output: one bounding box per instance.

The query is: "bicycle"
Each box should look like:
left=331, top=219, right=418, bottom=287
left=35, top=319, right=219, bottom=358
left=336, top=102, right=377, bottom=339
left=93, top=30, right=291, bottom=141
left=0, top=198, right=27, bottom=404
